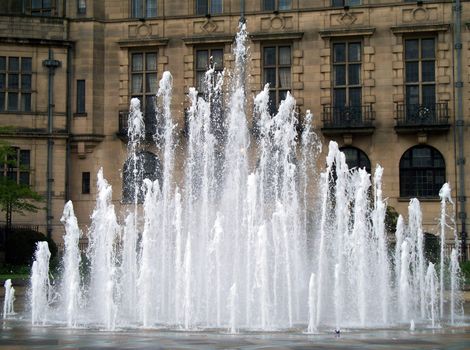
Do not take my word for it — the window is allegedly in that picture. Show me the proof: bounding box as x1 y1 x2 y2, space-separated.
122 151 162 203
31 0 56 16
0 148 30 186
263 45 291 115
82 172 90 194
130 51 158 133
77 0 86 14
76 80 86 114
404 38 436 115
131 0 157 18
340 147 371 173
263 0 291 11
195 47 224 93
196 0 222 15
332 41 361 109
399 146 445 198
332 0 361 6
0 56 32 112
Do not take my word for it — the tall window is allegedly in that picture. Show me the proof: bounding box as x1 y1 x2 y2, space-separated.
1 148 30 186
399 146 445 198
404 38 436 112
332 41 361 109
31 0 56 16
131 0 157 18
77 0 86 14
82 172 90 194
340 147 371 173
263 45 291 115
263 0 291 11
76 80 86 114
0 56 32 112
195 48 223 94
122 151 162 203
332 0 361 6
130 51 158 132
196 0 222 15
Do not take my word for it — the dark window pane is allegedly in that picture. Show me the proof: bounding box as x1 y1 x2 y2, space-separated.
334 65 346 86
146 74 158 93
43 0 52 8
146 53 157 70
19 172 29 185
348 64 360 85
8 74 19 89
132 74 143 93
78 0 87 14
268 90 276 115
0 74 5 89
332 0 344 6
422 38 435 59
279 68 291 88
341 147 371 172
21 57 32 72
264 68 276 87
147 0 157 17
405 62 419 82
21 93 31 112
77 80 85 113
21 74 31 90
279 46 291 65
349 87 361 106
405 40 419 60
8 57 19 71
422 61 435 82
333 43 345 63
0 57 5 71
211 0 222 14
422 85 435 106
82 172 90 194
279 0 291 10
406 85 419 106
333 88 346 107
279 90 288 102
196 0 208 15
145 95 156 117
196 71 205 91
211 49 223 69
19 150 30 167
264 0 275 11
8 93 18 111
348 43 361 62
0 92 4 111
131 53 143 71
264 47 276 66
349 0 361 5
132 0 143 17
196 50 209 69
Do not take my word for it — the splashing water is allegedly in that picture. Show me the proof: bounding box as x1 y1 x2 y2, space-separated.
3 279 15 318
27 22 465 331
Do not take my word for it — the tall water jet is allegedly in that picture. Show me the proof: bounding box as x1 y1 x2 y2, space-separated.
86 168 120 330
229 283 238 334
394 215 405 295
30 241 51 325
449 249 463 324
399 240 411 322
60 201 82 327
3 279 15 318
424 262 439 328
307 273 316 333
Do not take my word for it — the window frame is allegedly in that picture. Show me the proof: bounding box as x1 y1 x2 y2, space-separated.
82 171 90 194
0 147 31 186
399 145 445 198
194 46 224 94
262 0 292 11
30 0 57 16
0 56 32 113
77 0 86 15
404 36 436 108
131 0 158 19
262 43 292 115
339 146 371 173
331 39 362 109
129 49 158 133
76 79 86 114
331 0 362 7
195 0 223 16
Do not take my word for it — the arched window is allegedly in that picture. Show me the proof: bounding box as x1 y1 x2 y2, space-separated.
340 146 371 173
399 145 445 198
122 151 162 203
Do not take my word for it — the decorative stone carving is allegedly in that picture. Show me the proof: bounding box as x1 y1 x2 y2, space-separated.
337 11 357 26
202 19 218 33
260 15 293 32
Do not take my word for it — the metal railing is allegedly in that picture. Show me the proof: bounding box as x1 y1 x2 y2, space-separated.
445 242 470 261
0 224 40 248
395 103 449 127
322 105 375 129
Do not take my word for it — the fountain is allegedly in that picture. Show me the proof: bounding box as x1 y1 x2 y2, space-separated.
3 279 15 318
26 23 465 332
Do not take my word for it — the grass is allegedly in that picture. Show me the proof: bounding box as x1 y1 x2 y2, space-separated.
0 274 29 281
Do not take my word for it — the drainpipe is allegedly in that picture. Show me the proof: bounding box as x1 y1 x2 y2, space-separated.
453 0 467 260
43 49 61 239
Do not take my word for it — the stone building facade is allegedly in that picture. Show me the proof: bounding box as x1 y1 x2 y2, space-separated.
0 0 469 254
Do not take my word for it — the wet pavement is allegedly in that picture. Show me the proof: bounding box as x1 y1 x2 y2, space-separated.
1 319 470 350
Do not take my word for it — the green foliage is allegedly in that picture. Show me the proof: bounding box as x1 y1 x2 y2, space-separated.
5 229 57 265
385 205 399 233
424 232 440 263
461 261 470 285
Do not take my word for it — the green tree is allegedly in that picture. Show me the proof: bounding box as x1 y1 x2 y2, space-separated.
0 135 43 230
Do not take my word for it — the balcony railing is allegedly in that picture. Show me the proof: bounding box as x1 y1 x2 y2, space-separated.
395 103 450 132
321 105 375 135
117 110 157 142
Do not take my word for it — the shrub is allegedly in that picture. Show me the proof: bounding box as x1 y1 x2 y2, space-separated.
5 229 57 266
